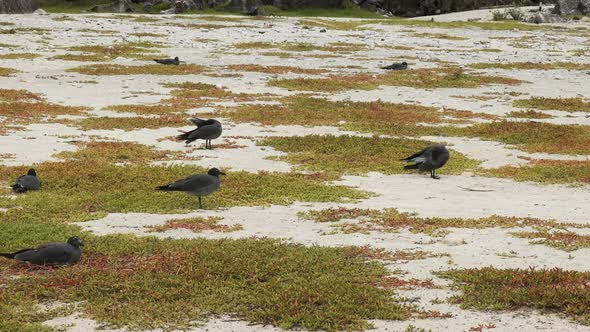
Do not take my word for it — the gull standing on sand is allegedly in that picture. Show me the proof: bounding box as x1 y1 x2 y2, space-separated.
177 118 223 149
11 168 41 193
401 144 449 179
156 168 225 209
0 236 84 266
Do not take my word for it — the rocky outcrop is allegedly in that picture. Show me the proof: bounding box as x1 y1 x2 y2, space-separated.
231 0 259 14
90 0 134 12
354 0 540 17
271 0 345 9
0 0 39 13
554 0 590 14
112 0 134 12
227 0 345 13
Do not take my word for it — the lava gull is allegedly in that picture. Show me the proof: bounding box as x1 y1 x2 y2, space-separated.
401 144 449 179
177 118 222 149
11 168 41 193
0 236 84 266
154 56 180 65
381 61 408 70
156 168 225 209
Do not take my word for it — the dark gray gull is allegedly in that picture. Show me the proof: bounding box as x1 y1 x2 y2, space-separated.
11 168 41 193
0 236 83 266
177 118 222 149
156 168 225 209
153 56 180 65
381 61 408 70
401 144 449 179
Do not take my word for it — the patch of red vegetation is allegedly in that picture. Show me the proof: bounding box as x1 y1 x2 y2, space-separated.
375 277 436 289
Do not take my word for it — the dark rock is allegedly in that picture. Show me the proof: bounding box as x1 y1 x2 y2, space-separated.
230 0 260 15
272 0 345 9
0 0 39 13
112 0 134 12
554 0 590 15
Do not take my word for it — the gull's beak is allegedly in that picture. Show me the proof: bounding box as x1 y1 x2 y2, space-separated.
220 172 226 176
79 240 85 246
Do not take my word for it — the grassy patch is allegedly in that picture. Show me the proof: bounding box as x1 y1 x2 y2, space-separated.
346 246 447 262
0 53 41 59
179 22 256 29
130 32 166 37
104 104 182 115
223 95 495 137
161 81 271 108
75 114 187 131
437 267 590 324
54 42 163 62
103 82 266 118
0 88 88 126
483 160 590 185
56 141 181 164
0 27 50 34
0 235 411 331
226 64 327 75
0 67 18 76
78 28 117 34
469 62 590 70
148 216 242 233
260 51 296 58
52 53 111 62
298 18 371 30
51 15 76 21
511 231 590 251
513 97 590 112
460 121 590 155
259 135 478 176
195 15 251 22
234 41 275 49
451 94 496 101
132 16 160 22
299 207 584 237
66 64 207 75
413 32 468 40
268 68 523 92
506 110 553 119
0 142 368 226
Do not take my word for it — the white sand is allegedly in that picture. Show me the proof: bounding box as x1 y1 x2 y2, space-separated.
1 9 590 332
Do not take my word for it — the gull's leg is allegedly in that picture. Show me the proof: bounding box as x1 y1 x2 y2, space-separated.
198 196 203 209
431 169 440 180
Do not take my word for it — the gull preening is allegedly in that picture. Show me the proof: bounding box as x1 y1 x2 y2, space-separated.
177 118 223 149
401 144 449 179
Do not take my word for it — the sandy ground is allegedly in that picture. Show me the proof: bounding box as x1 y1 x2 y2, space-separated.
1 7 590 332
